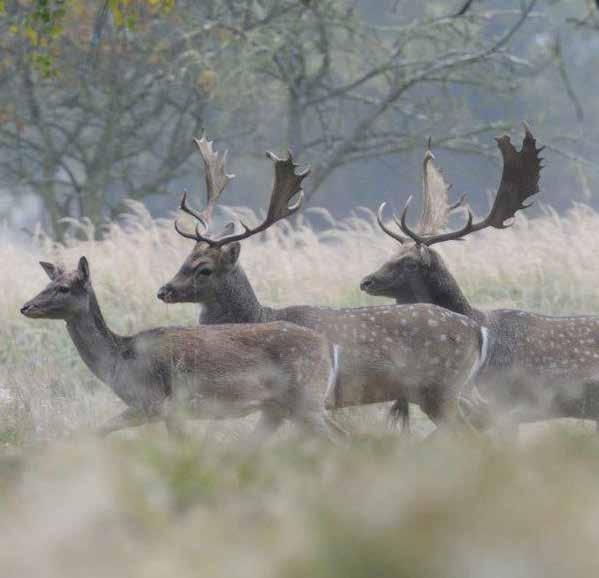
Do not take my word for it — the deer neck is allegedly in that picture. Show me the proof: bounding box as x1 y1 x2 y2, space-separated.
199 302 236 324
66 290 124 383
405 260 481 322
214 265 265 323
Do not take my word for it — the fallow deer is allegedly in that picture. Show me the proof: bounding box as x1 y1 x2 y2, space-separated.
20 257 346 441
362 125 599 430
157 138 489 428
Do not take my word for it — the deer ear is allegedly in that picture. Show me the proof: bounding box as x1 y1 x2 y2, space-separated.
39 261 62 280
78 256 90 282
221 242 241 267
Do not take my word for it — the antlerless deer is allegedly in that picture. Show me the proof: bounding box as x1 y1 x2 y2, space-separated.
158 137 489 426
21 257 345 441
363 124 599 430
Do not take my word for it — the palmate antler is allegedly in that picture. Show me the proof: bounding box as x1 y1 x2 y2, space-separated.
418 137 464 235
395 123 543 247
376 137 466 244
176 150 309 247
174 135 235 241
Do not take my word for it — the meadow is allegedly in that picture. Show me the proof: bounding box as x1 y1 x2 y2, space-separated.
2 202 599 576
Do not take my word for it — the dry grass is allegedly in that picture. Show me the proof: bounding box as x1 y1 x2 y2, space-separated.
2 202 599 576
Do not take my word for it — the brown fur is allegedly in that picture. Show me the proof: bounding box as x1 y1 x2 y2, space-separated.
21 257 343 441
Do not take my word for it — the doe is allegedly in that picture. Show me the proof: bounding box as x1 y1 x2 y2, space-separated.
21 257 344 441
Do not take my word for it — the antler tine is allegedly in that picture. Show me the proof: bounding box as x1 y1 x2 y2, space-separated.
193 135 235 223
179 190 209 228
197 149 310 248
416 137 455 236
174 218 201 242
406 124 542 247
376 202 408 244
448 193 467 212
173 191 212 242
397 195 475 246
397 196 427 244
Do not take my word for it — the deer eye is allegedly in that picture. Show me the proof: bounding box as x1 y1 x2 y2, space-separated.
58 285 70 293
198 267 212 277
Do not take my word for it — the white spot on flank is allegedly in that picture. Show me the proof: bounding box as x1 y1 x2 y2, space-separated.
440 334 447 342
427 319 438 327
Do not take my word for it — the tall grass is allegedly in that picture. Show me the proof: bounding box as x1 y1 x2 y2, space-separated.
3 202 599 441
2 203 599 576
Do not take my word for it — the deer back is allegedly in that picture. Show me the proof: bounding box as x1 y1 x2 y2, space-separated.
115 321 332 412
271 303 485 408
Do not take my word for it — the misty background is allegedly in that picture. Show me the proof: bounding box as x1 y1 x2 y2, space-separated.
1 0 598 240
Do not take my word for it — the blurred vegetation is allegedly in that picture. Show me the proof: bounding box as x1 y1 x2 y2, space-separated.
2 429 599 577
3 1 598 239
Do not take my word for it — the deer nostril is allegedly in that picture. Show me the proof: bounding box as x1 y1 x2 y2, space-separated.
360 278 373 291
157 285 171 301
20 304 30 315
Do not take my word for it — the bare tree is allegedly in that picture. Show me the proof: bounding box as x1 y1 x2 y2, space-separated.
0 0 561 235
0 2 209 238
174 0 539 202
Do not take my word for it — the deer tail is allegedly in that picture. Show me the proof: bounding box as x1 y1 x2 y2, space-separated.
457 325 491 431
324 344 341 410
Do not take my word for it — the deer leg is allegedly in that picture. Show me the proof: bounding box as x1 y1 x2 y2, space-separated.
387 398 411 433
96 407 156 437
164 412 188 440
160 398 189 440
246 409 285 447
297 411 347 445
423 391 481 441
324 413 350 440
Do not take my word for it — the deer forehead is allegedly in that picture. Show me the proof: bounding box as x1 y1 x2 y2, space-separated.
187 245 221 267
51 270 81 285
392 243 436 265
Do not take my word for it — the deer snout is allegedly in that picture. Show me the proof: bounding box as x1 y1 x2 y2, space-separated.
360 276 375 292
157 284 174 303
20 302 37 317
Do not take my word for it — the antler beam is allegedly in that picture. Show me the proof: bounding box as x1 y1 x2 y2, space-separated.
189 150 310 247
174 134 234 241
397 123 543 247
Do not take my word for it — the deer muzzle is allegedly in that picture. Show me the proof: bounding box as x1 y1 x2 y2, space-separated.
157 284 175 303
20 302 42 318
359 275 375 292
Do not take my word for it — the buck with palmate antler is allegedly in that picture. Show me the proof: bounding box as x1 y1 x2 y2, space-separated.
20 257 346 441
157 136 489 428
362 124 599 430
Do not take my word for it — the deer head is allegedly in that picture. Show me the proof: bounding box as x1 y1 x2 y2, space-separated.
158 144 309 304
361 124 543 303
157 224 238 304
21 257 92 319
